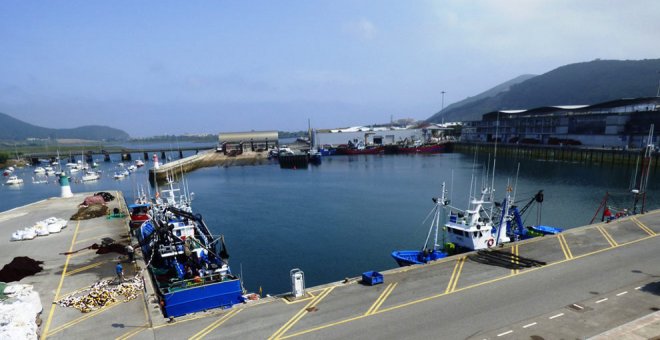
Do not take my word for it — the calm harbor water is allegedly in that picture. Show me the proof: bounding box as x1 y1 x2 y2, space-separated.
2 152 659 295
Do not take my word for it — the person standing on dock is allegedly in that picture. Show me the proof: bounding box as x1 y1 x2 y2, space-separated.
116 262 124 282
126 245 134 263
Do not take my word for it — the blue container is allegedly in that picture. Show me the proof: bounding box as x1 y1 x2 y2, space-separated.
362 271 383 286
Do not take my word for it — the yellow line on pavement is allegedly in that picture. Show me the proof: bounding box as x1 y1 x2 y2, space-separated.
450 257 465 292
75 233 113 245
560 234 573 259
364 283 397 316
188 308 242 340
283 233 660 339
510 245 520 275
65 259 113 276
269 286 335 339
445 257 466 294
42 220 81 340
632 217 655 236
47 300 123 336
281 290 318 305
115 323 150 340
115 288 152 340
444 257 462 294
557 235 569 260
597 225 617 247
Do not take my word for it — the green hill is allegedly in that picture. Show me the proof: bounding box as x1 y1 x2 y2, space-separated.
428 59 660 122
0 112 130 141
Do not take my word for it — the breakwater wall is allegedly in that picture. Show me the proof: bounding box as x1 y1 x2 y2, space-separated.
148 150 271 184
454 142 659 169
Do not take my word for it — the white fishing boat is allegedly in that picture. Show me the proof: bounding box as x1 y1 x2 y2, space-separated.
33 167 46 174
113 172 126 180
5 176 23 185
127 165 137 172
81 171 100 182
135 159 145 167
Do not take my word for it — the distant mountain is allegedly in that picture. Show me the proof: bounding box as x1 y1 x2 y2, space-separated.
428 59 660 122
0 112 130 141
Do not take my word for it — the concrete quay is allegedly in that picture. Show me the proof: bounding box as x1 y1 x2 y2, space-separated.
3 194 660 339
148 150 271 183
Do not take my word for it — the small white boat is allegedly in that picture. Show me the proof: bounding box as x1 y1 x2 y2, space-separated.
5 176 23 185
118 162 125 167
69 167 80 174
81 171 100 182
127 165 137 172
34 167 46 174
44 166 53 171
135 160 145 167
46 170 56 176
65 163 77 168
92 162 99 168
32 177 48 184
113 172 125 180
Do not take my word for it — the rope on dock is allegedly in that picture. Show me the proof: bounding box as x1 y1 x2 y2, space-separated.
55 275 144 313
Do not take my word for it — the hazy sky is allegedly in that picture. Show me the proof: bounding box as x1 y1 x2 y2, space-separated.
1 1 659 137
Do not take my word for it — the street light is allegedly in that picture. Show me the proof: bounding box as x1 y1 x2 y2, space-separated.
656 71 660 97
441 91 446 124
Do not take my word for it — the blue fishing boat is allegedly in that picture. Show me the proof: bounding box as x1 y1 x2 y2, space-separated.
391 183 450 266
137 179 245 317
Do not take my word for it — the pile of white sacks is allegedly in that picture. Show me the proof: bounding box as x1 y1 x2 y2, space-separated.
10 217 68 241
0 284 42 340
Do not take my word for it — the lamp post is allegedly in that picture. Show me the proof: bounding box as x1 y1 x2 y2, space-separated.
441 91 446 124
656 71 660 97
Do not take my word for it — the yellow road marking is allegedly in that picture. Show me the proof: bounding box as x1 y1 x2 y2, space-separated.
282 232 660 339
42 220 81 340
75 233 113 245
281 290 319 305
632 217 655 236
115 323 149 340
115 285 152 340
152 309 229 330
47 299 123 336
70 248 96 258
445 257 466 294
364 282 397 316
269 286 335 339
188 308 242 340
510 245 520 275
65 259 114 276
558 234 573 259
597 225 617 247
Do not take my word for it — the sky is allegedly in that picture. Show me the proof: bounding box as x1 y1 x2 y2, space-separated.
1 1 659 137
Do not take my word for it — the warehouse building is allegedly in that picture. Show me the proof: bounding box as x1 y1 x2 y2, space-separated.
217 131 278 155
461 97 660 147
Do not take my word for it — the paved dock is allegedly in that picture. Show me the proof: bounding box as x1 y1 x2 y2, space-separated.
3 195 660 339
149 150 271 183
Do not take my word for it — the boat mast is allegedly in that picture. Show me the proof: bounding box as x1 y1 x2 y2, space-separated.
632 124 654 214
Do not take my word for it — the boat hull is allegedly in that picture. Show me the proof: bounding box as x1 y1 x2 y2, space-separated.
398 143 447 154
336 146 384 155
159 277 244 317
391 250 447 267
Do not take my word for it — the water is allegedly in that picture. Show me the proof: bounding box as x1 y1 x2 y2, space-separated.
2 153 659 295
